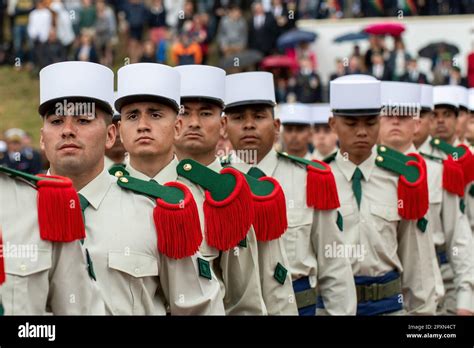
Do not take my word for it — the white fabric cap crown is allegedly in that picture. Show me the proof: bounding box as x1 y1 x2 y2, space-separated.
225 72 276 109
420 84 433 111
312 103 332 124
175 65 226 107
116 63 180 112
330 74 381 116
39 61 114 116
277 103 312 125
380 81 421 116
433 85 459 109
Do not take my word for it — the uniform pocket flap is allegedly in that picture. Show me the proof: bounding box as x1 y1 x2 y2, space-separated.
287 209 313 227
5 249 52 277
108 250 158 278
370 204 400 222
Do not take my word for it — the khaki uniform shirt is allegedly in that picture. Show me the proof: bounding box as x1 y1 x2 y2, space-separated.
80 168 225 315
126 157 267 315
231 149 356 315
0 173 105 315
312 147 338 161
329 147 438 314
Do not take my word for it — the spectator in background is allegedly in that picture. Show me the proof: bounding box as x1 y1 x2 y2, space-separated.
447 66 468 87
164 0 185 29
171 26 202 65
190 13 210 63
216 5 247 57
27 0 52 71
291 57 322 103
272 0 292 36
12 0 35 67
95 0 116 66
400 58 428 84
369 52 391 81
346 55 362 74
329 57 346 81
364 34 385 71
297 0 318 19
140 39 156 62
209 0 238 41
79 0 96 33
155 28 173 64
125 0 147 63
63 0 82 35
432 52 452 85
248 1 278 56
22 131 42 174
74 29 98 62
177 0 195 31
50 0 75 61
387 38 410 80
0 128 40 174
148 0 167 44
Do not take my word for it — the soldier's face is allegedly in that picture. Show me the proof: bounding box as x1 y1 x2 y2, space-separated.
224 105 279 162
455 110 468 140
282 124 311 154
312 124 338 154
379 115 417 150
330 115 380 158
40 109 115 176
431 107 457 142
174 101 223 157
119 101 177 159
466 113 474 144
413 111 432 145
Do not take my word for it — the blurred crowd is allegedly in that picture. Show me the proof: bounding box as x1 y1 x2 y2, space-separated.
0 0 473 174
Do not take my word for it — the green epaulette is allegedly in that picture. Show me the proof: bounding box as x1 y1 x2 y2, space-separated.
277 151 327 170
109 164 129 177
430 138 466 159
419 152 444 164
114 171 184 204
322 151 337 164
374 145 420 183
0 165 46 187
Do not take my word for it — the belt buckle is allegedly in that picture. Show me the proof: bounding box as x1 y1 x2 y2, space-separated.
364 283 379 302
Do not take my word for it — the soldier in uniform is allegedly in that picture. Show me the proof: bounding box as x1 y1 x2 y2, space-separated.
379 81 473 316
277 103 313 160
0 166 105 314
223 72 356 315
104 92 127 170
0 128 39 174
327 75 437 315
38 61 224 315
453 86 470 146
311 104 338 161
173 64 267 315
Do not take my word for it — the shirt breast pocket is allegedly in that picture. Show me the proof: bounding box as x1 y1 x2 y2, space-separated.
285 209 313 260
369 204 400 253
108 250 159 278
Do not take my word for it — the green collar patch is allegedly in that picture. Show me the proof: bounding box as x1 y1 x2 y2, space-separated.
177 159 236 201
375 145 420 183
469 185 474 197
460 199 465 214
323 151 337 164
336 211 343 232
419 152 444 163
116 174 184 204
416 217 428 233
273 262 288 285
109 164 129 178
197 257 212 280
277 151 326 171
85 248 96 281
430 138 466 159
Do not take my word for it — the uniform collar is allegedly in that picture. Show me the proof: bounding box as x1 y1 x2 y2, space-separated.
255 148 279 176
207 157 223 172
418 135 433 154
126 156 179 184
78 168 114 210
404 144 417 155
335 146 377 182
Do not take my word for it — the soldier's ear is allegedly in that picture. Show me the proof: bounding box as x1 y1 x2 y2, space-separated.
105 123 116 150
39 128 45 152
221 115 228 138
328 116 336 132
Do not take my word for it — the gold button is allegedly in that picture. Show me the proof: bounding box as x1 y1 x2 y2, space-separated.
114 171 123 177
119 177 129 183
376 156 384 162
379 146 386 152
183 163 192 171
434 139 440 145
282 152 288 156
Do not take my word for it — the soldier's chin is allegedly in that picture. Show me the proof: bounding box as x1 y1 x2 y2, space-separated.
55 157 84 174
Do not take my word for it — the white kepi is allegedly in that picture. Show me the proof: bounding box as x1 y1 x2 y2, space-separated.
224 72 276 110
277 103 312 125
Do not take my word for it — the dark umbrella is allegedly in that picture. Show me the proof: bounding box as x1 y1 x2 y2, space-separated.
219 50 263 70
364 22 406 36
418 42 459 59
261 55 298 70
333 31 369 43
277 29 318 50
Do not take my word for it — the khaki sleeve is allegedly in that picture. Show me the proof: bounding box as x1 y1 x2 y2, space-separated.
47 241 105 315
442 191 474 311
219 228 267 315
313 209 357 315
256 238 298 315
397 219 437 314
158 252 225 315
465 187 474 235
